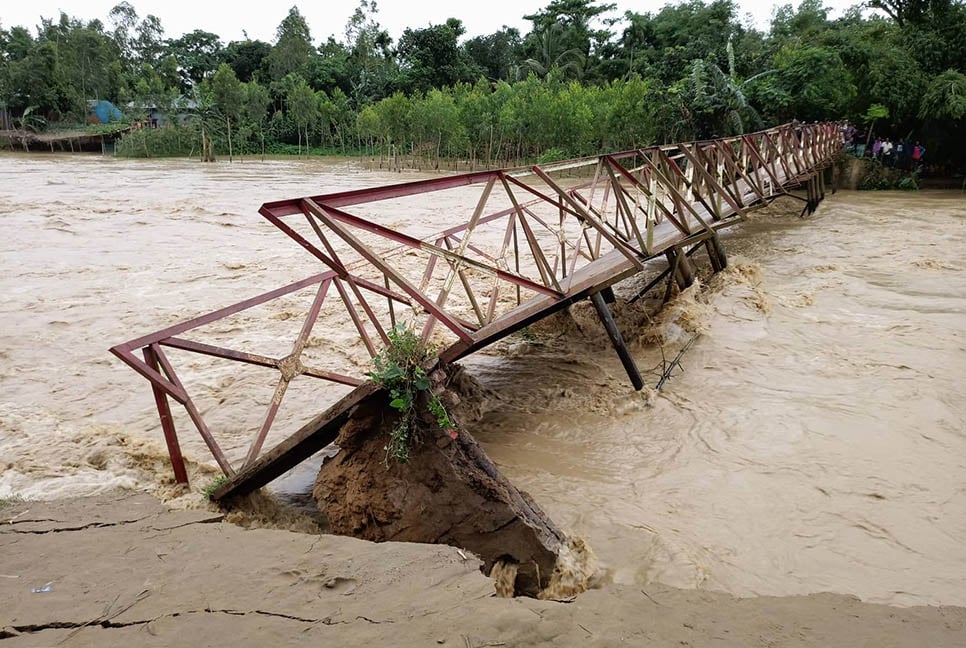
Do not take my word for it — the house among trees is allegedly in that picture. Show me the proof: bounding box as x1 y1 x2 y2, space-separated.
126 96 197 128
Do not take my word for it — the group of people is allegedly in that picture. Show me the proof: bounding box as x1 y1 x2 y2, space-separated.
841 123 926 170
868 137 926 169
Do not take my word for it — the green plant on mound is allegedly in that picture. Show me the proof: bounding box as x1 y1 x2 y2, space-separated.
859 159 897 190
858 158 921 191
202 475 230 501
897 173 919 191
369 325 457 465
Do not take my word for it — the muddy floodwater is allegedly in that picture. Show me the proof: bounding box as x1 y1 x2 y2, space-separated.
1 154 964 608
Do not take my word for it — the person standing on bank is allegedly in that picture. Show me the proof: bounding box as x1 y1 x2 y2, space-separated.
912 141 925 171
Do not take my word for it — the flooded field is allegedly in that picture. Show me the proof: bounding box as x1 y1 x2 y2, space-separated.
1 154 964 607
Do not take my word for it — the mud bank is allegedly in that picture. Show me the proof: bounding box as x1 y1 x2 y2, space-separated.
312 373 569 597
2 492 964 648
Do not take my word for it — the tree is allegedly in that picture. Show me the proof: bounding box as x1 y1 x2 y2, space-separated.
864 42 925 130
902 0 966 75
862 102 889 149
771 0 830 42
311 37 352 95
19 13 124 119
594 77 660 150
134 14 166 66
59 18 120 116
748 45 855 122
355 104 381 155
374 92 412 154
618 0 743 83
243 80 271 158
866 0 929 27
285 75 317 155
328 88 355 152
523 0 616 55
268 7 315 82
396 19 479 94
410 88 464 166
189 83 220 161
0 25 10 128
211 62 244 161
462 28 523 82
223 39 271 83
919 69 966 121
0 0 957 169
918 69 966 166
109 2 139 69
167 30 223 90
2 28 61 116
343 0 397 104
130 62 178 119
672 59 761 139
108 3 165 72
523 23 585 80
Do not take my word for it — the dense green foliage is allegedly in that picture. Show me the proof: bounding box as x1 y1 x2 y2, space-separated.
1 0 963 168
369 325 456 465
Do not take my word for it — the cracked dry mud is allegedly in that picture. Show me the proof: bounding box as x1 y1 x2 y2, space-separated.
2 493 966 647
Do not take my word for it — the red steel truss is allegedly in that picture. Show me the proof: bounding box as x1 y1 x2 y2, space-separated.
110 121 843 494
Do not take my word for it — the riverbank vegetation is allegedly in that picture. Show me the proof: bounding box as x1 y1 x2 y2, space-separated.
1 0 964 169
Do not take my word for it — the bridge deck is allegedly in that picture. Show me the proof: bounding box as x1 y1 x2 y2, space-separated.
109 122 842 500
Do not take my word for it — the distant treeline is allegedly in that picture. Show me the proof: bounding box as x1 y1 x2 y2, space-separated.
1 0 964 167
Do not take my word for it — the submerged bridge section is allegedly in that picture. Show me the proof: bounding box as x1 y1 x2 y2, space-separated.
110 121 842 500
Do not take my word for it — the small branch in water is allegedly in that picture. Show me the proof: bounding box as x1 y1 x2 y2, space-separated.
656 335 699 391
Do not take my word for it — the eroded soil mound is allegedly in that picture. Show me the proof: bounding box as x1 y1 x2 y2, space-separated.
313 367 565 596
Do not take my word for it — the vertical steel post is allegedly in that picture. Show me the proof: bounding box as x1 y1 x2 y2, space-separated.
590 292 644 391
710 234 728 271
143 347 189 484
672 248 695 289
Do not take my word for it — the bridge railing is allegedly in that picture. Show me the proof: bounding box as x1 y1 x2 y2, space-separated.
110 121 843 484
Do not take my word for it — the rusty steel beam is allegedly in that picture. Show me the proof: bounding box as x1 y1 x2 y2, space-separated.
303 200 563 299
305 199 477 344
152 344 234 477
260 170 499 216
143 346 188 484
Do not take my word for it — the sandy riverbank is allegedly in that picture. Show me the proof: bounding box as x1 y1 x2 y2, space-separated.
2 492 964 647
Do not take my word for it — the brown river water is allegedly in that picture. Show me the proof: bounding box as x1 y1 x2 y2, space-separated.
1 154 964 608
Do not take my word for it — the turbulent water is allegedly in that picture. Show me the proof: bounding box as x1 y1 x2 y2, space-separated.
1 154 963 608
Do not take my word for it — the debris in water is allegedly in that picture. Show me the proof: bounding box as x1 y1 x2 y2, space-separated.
491 560 519 598
538 536 599 601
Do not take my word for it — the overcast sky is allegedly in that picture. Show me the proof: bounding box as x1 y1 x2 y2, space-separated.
2 0 865 43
